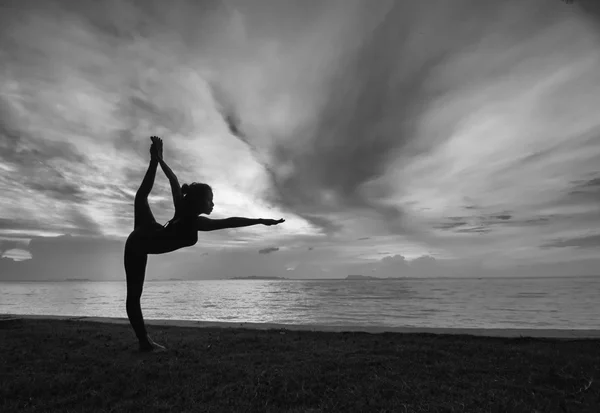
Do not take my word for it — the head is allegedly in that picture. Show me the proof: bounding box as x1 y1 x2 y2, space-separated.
181 182 213 215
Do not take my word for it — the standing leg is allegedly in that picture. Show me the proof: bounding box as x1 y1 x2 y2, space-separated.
124 240 165 351
124 141 166 351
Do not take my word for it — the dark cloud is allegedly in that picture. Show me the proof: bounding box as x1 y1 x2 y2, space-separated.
541 234 600 249
583 177 600 187
216 0 571 236
567 190 600 202
23 179 85 203
571 175 600 189
0 239 21 255
0 119 89 210
435 213 554 234
293 214 342 236
568 0 600 27
0 218 44 231
434 221 467 230
523 217 552 225
211 82 244 140
214 3 462 234
264 63 443 228
572 174 600 188
223 112 242 138
0 88 87 164
1 0 598 274
513 140 574 169
0 125 86 167
455 226 491 234
565 174 600 205
258 246 279 254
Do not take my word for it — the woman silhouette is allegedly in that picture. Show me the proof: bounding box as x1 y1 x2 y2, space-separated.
125 136 284 351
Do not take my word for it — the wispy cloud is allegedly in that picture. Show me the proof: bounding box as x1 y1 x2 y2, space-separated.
0 0 599 279
542 234 600 249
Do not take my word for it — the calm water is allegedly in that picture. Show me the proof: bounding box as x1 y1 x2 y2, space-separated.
1 277 598 329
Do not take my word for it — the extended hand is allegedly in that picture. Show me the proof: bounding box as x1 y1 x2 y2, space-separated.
261 218 285 226
150 136 163 161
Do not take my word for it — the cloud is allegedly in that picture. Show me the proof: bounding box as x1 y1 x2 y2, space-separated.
568 174 600 202
542 234 600 249
258 246 279 254
0 0 599 279
215 2 440 232
0 239 22 255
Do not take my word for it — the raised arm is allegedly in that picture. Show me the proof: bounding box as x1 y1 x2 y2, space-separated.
151 136 183 210
196 216 285 231
159 159 182 201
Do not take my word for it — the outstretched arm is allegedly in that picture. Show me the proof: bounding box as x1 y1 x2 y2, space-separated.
196 217 285 231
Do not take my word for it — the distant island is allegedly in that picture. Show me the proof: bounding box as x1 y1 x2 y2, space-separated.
230 275 287 280
346 275 378 280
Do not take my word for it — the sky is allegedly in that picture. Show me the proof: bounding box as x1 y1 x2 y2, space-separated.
0 0 599 280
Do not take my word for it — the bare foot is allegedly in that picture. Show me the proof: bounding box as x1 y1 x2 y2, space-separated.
139 337 167 353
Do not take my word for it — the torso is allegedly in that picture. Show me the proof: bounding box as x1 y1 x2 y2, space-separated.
162 216 198 248
127 215 197 255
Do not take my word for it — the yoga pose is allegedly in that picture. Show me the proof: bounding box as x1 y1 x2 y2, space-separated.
124 136 284 351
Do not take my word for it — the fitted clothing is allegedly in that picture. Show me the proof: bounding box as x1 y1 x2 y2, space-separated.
125 216 198 255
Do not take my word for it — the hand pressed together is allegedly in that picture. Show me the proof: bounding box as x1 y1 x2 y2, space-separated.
150 136 163 161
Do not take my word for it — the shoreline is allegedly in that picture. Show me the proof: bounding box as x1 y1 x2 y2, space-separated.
3 314 600 339
1 274 599 282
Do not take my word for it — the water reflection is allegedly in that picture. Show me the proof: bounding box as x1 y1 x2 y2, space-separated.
0 277 598 329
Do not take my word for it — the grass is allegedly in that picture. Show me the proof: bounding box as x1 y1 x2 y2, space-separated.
1 319 600 412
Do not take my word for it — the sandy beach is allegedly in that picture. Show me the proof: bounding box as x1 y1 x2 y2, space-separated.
4 314 600 339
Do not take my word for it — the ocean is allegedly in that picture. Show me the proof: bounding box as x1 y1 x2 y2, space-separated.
1 277 598 329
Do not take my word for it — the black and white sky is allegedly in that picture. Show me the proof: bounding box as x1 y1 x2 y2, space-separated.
1 0 599 280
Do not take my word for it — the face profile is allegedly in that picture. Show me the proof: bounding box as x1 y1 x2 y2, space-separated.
182 183 214 216
192 190 213 215
205 192 214 214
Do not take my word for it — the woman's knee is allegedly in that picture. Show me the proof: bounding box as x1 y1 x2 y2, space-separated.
126 293 142 314
126 281 143 299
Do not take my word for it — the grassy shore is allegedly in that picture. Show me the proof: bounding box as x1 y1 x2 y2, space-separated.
1 319 599 412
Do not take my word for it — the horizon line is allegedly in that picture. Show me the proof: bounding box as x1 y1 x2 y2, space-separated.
1 274 599 283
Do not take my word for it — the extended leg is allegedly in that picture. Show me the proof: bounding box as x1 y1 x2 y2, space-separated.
134 158 159 229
